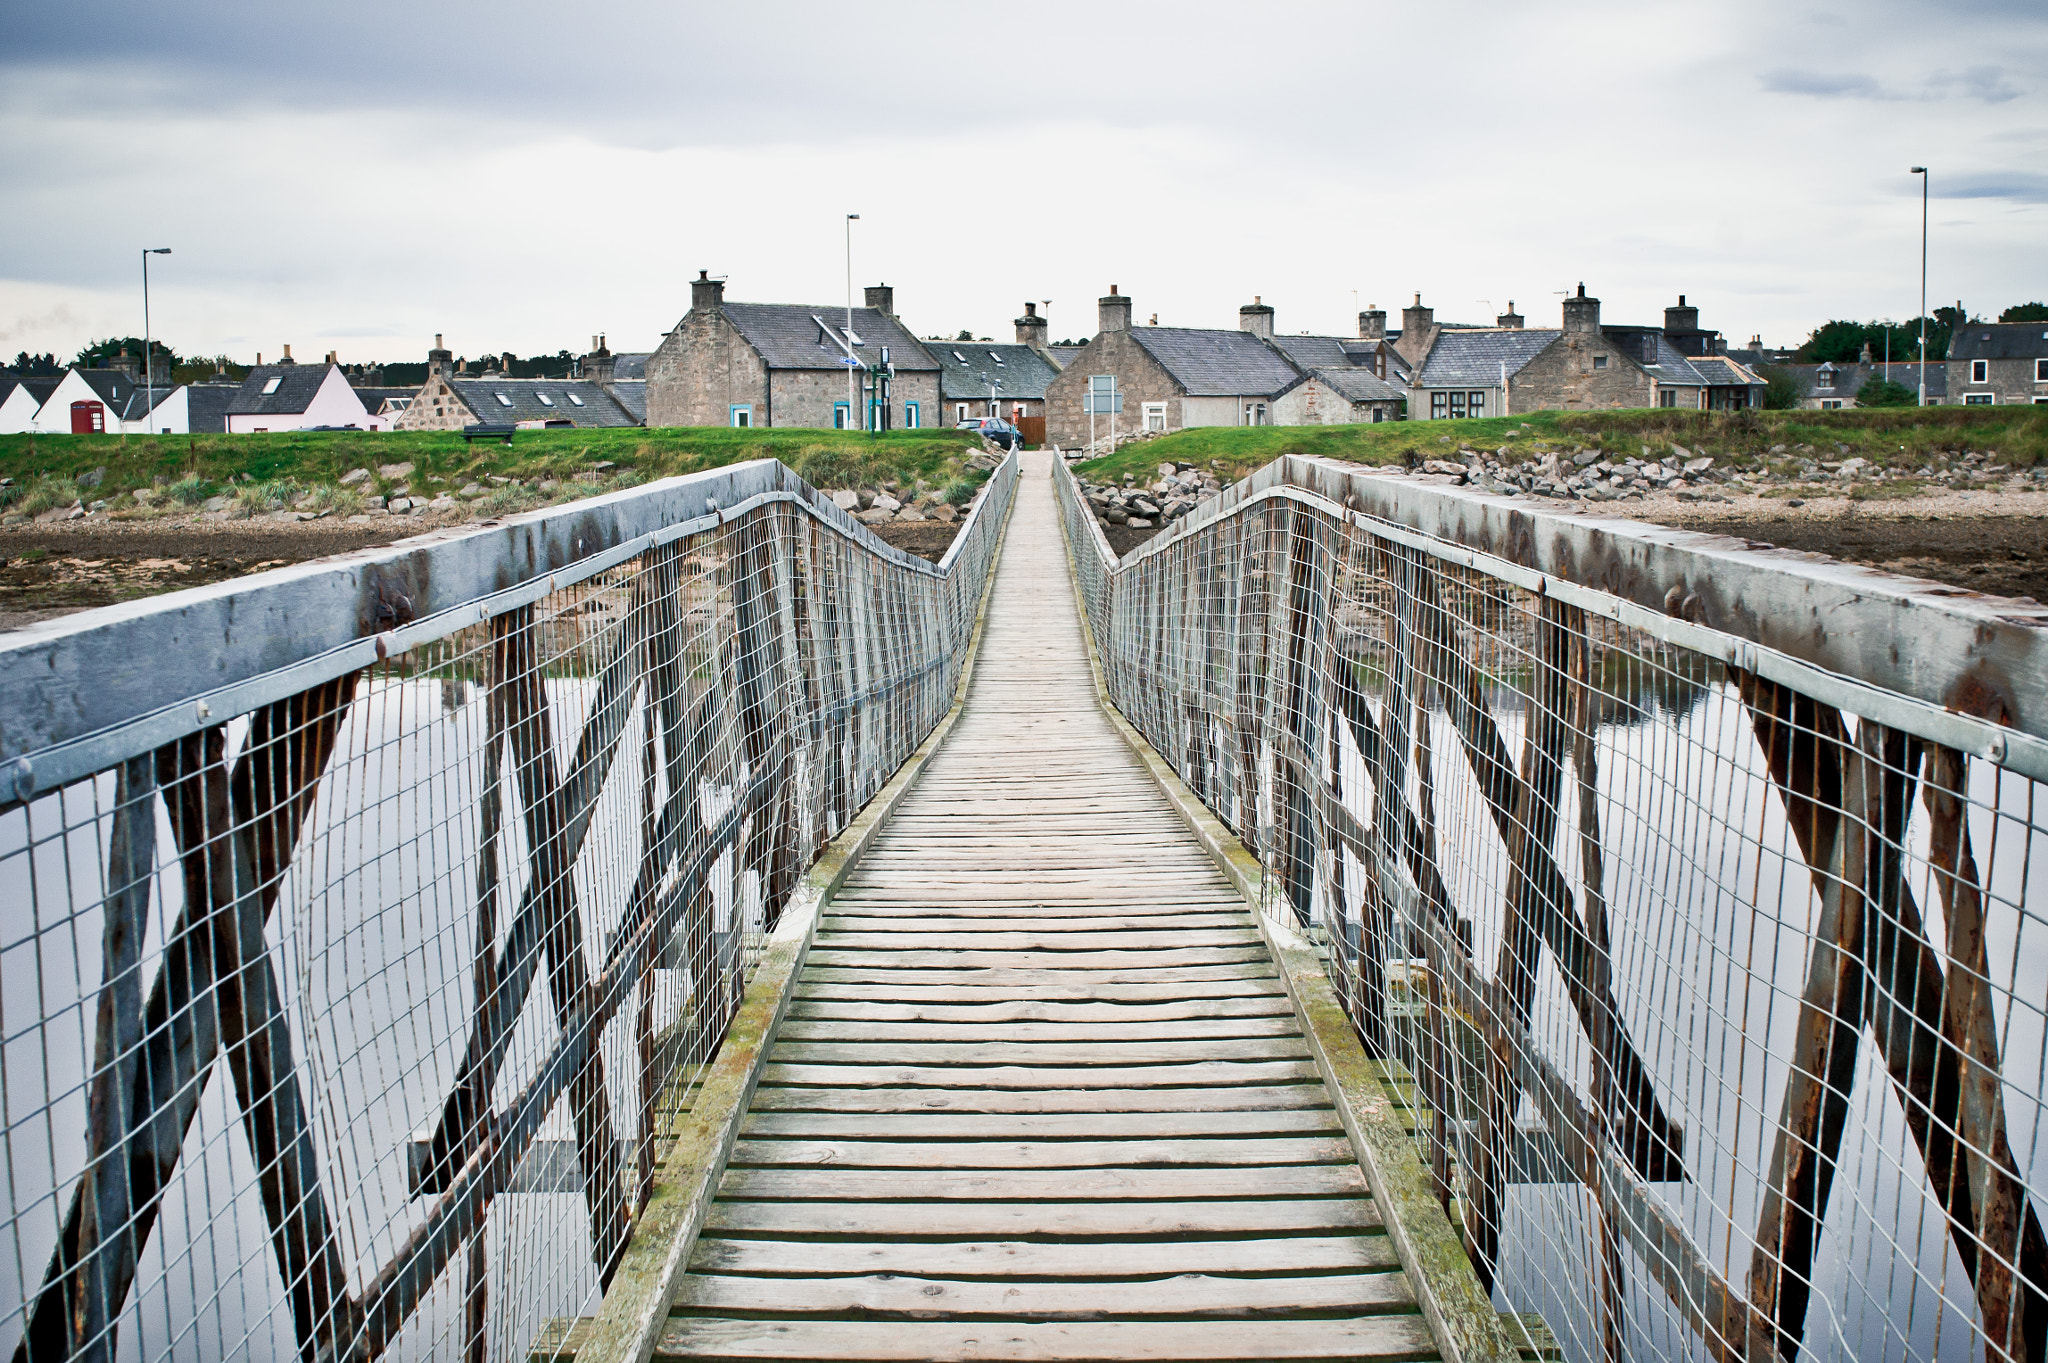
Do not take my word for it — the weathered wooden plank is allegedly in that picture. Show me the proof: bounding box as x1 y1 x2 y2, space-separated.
767 1039 1311 1066
654 1316 1442 1361
716 1164 1369 1201
739 1110 1341 1140
805 948 1270 970
776 1018 1300 1043
688 1234 1399 1279
786 997 1294 1023
812 930 1261 952
759 1060 1322 1090
670 1270 1417 1319
700 1197 1385 1239
748 1084 1336 1114
726 1136 1357 1170
819 914 1252 933
796 980 1284 1003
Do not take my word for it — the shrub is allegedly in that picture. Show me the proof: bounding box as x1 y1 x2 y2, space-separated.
17 476 79 516
168 474 213 505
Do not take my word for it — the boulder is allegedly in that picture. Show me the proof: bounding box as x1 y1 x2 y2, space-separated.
895 506 927 522
340 467 371 485
828 489 860 512
931 504 958 523
458 483 487 498
872 492 903 513
1127 517 1153 528
201 495 230 512
1103 505 1130 525
1683 456 1714 475
857 508 894 525
377 462 414 480
1422 459 1466 477
387 497 414 514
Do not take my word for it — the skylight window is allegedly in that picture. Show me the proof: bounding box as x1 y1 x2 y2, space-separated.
989 351 1003 365
536 393 554 406
262 376 283 395
495 393 513 407
953 351 969 363
568 393 585 406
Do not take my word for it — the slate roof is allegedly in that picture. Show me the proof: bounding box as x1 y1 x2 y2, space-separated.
0 375 59 410
447 378 638 427
351 386 419 410
229 363 354 416
1639 334 1714 386
610 353 648 381
1309 368 1406 403
1127 328 1303 397
1415 329 1560 387
1688 356 1765 388
933 342 1061 402
1048 345 1087 369
73 369 181 422
1949 323 2048 361
1269 335 1353 369
607 380 648 424
1777 362 1944 401
186 385 237 434
721 304 939 372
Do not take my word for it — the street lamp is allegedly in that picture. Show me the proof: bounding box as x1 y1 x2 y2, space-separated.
143 247 171 431
1910 167 1928 407
845 214 860 430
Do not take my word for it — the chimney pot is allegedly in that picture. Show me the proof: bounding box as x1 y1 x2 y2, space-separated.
282 343 293 361
1678 294 1686 306
326 350 337 364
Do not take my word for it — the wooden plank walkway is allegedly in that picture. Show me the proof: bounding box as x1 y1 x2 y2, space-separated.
655 456 1441 1361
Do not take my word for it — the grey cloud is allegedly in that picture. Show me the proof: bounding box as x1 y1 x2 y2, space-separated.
1937 171 2048 203
1762 69 1892 99
1926 65 2025 103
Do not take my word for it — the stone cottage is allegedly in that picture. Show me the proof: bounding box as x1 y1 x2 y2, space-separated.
645 274 941 430
932 338 1061 427
1948 322 2048 405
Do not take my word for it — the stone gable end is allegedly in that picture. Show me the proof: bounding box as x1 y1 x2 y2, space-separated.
1510 333 1655 412
646 309 770 427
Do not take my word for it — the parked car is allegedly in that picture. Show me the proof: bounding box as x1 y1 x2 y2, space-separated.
957 416 1023 450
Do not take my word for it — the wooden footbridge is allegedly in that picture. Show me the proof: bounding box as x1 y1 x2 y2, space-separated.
6 443 2045 1363
575 457 1502 1362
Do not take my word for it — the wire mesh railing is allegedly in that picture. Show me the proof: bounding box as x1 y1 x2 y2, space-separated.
0 449 1017 1363
1056 452 2048 1363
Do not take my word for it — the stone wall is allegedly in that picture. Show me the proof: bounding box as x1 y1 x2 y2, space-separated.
1509 334 1656 412
1271 378 1399 425
1043 332 1182 446
645 309 770 427
769 368 943 429
1950 356 2047 406
392 373 477 431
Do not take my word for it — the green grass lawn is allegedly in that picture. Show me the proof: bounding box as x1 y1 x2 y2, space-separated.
0 426 984 519
1074 405 2048 483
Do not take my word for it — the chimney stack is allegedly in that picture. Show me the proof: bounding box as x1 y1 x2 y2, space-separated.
1394 293 1438 367
864 283 895 315
326 349 337 365
1561 283 1601 335
1358 305 1386 341
428 333 453 381
1238 296 1275 339
1496 301 1524 329
1859 339 1873 363
1098 285 1132 335
691 270 725 314
583 332 617 388
112 347 140 380
280 343 295 364
1014 301 1049 350
1664 294 1700 335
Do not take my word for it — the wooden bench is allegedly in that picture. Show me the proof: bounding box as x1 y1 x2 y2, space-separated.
463 423 516 445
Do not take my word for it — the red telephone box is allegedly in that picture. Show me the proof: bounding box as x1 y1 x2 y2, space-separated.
70 400 105 434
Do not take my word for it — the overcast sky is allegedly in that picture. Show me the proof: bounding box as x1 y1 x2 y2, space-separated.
1 0 2041 366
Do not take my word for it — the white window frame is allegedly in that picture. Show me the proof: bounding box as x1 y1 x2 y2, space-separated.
2036 357 2048 382
729 403 753 427
1971 359 1989 384
1963 393 1994 405
1142 401 1166 432
955 403 968 423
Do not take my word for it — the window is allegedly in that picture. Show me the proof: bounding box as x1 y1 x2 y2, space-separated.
955 403 968 422
1820 399 1844 410
1815 367 1835 390
1243 402 1267 425
1593 355 1608 370
1971 360 1989 384
1372 408 1386 423
988 351 1003 365
568 393 585 406
1964 393 1994 405
2035 396 2048 404
2036 358 2048 382
536 393 554 406
730 403 753 427
835 401 852 430
1142 401 1167 433
1430 392 1448 419
1446 392 1466 419
903 401 919 429
1467 391 1485 417
262 376 283 395
1660 390 1677 408
495 393 513 407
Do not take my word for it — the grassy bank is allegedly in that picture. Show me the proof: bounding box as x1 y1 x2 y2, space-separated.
1074 405 2048 483
0 426 984 520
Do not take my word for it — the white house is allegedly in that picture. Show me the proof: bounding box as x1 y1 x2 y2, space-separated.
30 368 188 434
226 364 371 433
0 376 61 434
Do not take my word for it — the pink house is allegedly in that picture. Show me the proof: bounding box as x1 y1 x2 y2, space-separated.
226 361 370 433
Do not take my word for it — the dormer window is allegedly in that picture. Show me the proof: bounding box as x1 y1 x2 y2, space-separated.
1816 366 1835 390
262 376 283 395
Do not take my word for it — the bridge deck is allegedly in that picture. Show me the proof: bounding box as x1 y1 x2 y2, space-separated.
655 458 1440 1361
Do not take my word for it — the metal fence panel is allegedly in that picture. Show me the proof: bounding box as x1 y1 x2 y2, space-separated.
1056 453 2048 1363
0 450 1017 1362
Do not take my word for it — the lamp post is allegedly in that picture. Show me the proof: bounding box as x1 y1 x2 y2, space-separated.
143 247 171 431
1911 167 1928 406
845 214 860 430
